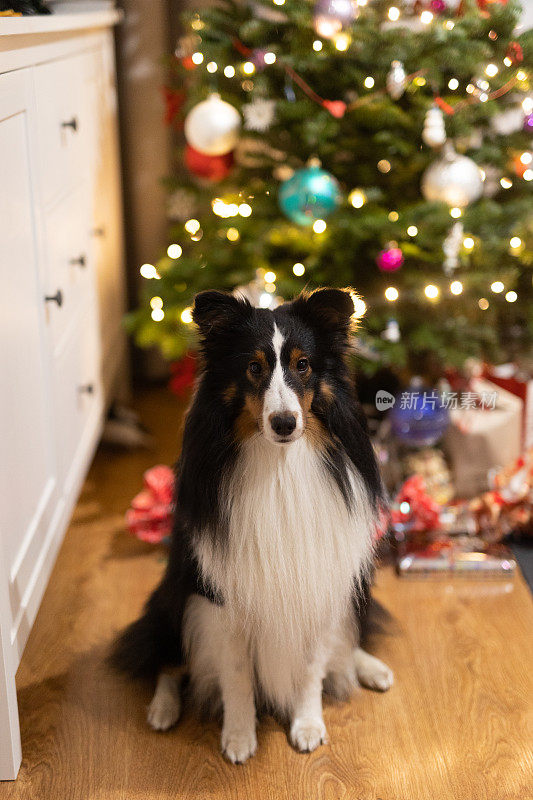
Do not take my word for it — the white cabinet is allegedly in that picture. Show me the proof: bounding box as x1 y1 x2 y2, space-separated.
0 8 125 779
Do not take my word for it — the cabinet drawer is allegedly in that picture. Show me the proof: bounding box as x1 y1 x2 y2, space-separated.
43 186 93 355
33 50 98 207
52 307 102 489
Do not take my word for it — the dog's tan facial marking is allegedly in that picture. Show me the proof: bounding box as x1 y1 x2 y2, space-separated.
320 380 335 404
305 412 329 451
223 383 237 405
235 394 263 441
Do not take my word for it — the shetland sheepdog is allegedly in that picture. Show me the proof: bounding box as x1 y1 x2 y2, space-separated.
110 287 393 763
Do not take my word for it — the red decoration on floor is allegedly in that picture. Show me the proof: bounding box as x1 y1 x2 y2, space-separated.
169 352 197 396
184 145 234 181
126 465 174 544
391 475 442 532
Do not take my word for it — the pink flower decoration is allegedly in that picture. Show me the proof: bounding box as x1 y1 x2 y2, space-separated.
126 465 175 544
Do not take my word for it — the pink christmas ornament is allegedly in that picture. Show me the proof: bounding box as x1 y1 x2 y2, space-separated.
377 244 404 272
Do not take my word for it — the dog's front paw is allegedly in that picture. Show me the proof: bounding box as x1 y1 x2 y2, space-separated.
354 649 394 692
147 676 181 731
221 727 257 764
290 717 328 753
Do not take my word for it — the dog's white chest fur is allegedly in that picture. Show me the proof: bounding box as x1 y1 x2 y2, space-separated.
195 435 375 710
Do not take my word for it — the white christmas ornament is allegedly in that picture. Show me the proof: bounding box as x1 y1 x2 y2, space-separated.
442 221 463 275
386 60 406 100
243 98 276 132
422 105 446 148
184 94 241 156
421 143 484 208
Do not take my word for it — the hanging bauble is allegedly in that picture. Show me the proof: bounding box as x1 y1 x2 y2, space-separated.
243 98 276 132
184 145 234 182
506 41 523 64
386 61 407 101
422 105 446 148
313 0 357 39
442 221 463 275
184 94 241 156
279 165 341 226
382 319 401 343
524 113 533 132
390 385 450 448
430 0 447 14
377 243 404 272
421 143 484 208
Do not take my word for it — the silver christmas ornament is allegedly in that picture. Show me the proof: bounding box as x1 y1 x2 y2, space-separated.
313 0 358 39
442 222 463 275
184 94 241 156
386 61 406 100
243 98 276 132
422 105 446 148
421 143 484 208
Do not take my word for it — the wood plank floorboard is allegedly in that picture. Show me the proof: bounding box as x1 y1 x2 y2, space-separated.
2 387 532 800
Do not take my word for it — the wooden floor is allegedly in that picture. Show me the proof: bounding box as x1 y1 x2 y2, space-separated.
2 388 533 800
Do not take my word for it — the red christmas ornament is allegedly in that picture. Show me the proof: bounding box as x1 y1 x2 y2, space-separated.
184 145 234 182
169 352 197 397
162 86 185 127
476 0 508 9
512 154 527 179
181 55 196 71
506 41 523 64
322 100 347 118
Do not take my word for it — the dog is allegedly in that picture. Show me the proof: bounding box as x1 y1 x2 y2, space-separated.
110 287 393 763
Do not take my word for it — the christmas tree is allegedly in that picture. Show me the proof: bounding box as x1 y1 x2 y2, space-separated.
127 0 533 373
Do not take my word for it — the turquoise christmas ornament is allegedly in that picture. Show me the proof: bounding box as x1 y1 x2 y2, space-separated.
279 166 341 226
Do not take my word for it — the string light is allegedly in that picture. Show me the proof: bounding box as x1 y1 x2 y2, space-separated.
491 281 504 293
517 70 527 82
335 33 351 51
273 0 285 5
414 76 426 87
227 227 239 241
424 284 439 300
191 16 204 31
504 56 512 67
265 282 276 293
206 61 218 73
485 64 498 77
140 263 158 279
264 271 276 283
167 244 182 259
448 78 459 90
520 153 532 165
466 83 475 94
151 308 164 322
510 236 522 250
523 98 533 114
479 298 489 310
407 225 418 237
506 290 517 303
385 286 399 301
463 237 474 250
450 207 462 218
524 169 533 181
313 40 323 51
150 296 163 309
191 52 204 65
185 219 200 234
420 10 433 24
349 189 366 208
500 177 513 189
480 168 486 182
293 262 305 276
224 65 235 78
364 76 375 89
242 61 255 75
479 92 488 103
181 307 193 323
351 295 367 318
450 281 463 295
388 6 400 21
264 52 276 64
313 219 327 233
238 203 252 217
388 211 399 222
378 159 391 173
259 292 273 308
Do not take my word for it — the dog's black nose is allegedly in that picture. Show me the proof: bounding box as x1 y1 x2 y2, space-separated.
270 413 297 437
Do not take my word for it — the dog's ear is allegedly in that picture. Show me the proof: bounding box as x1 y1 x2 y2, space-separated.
292 288 355 336
192 290 251 337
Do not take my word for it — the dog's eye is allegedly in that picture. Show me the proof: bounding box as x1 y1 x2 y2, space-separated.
249 361 262 375
297 358 309 372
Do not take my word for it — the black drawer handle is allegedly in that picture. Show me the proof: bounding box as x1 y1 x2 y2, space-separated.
45 289 63 307
61 117 78 132
78 383 94 395
69 254 86 268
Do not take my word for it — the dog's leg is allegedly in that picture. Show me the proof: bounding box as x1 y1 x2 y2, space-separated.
354 647 394 692
147 672 182 731
219 631 257 764
290 652 328 753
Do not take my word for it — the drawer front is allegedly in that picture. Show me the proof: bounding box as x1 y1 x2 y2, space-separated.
43 186 93 355
33 49 98 207
52 306 102 489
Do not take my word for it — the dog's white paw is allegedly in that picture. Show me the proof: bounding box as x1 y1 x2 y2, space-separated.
354 649 394 692
290 717 328 753
221 726 257 764
147 676 181 731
